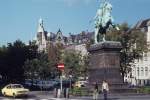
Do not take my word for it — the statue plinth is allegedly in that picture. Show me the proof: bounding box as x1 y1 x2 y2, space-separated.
88 41 124 90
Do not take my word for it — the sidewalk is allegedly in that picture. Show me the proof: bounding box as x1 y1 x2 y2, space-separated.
49 93 150 100
30 91 150 100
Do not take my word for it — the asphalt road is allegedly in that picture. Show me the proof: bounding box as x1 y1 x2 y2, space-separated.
0 91 150 100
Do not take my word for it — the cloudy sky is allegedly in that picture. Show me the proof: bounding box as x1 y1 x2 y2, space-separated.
0 0 150 45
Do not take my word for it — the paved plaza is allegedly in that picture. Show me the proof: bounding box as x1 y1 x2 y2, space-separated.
48 93 150 100
0 91 150 100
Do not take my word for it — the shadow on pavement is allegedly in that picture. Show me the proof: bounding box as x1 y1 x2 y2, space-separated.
98 98 119 100
108 98 119 100
0 94 36 99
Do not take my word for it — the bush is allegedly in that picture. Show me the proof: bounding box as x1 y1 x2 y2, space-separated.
70 87 91 96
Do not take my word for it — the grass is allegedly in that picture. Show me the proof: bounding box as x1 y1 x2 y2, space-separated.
137 86 150 94
70 87 92 96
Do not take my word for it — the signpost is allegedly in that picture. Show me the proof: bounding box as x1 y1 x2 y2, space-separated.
57 63 64 92
69 75 72 89
58 63 64 71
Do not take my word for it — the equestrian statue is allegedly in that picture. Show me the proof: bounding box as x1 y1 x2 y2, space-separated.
94 0 119 43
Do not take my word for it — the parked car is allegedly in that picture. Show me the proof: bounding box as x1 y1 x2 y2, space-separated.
74 80 88 88
53 79 75 89
24 79 60 90
24 79 32 87
36 80 55 90
1 84 29 98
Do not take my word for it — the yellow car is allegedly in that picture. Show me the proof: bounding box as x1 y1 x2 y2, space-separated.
74 81 87 88
1 84 29 97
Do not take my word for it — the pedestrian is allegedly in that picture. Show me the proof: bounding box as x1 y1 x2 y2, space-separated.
57 88 61 98
66 87 69 98
63 87 67 98
102 80 109 100
53 87 57 98
64 87 69 98
93 82 99 100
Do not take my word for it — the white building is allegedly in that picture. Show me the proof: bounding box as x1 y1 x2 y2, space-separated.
36 18 48 52
124 18 150 86
36 19 67 52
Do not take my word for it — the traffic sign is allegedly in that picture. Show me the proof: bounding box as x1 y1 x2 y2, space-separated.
57 63 64 70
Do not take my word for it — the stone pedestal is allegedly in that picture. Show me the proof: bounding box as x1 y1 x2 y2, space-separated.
88 41 123 88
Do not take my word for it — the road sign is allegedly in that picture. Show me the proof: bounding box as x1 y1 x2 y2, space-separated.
57 63 64 92
57 63 64 70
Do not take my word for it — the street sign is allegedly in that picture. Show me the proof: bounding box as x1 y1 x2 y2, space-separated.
57 63 64 92
57 63 64 70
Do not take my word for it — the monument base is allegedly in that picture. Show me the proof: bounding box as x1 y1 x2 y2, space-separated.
87 41 132 92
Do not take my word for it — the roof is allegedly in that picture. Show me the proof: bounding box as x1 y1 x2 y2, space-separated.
135 18 150 29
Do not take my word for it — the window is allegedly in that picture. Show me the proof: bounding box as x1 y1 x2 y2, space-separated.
144 80 146 85
12 85 23 88
139 80 141 85
7 85 11 89
144 53 148 61
141 67 144 76
145 67 148 76
137 67 139 76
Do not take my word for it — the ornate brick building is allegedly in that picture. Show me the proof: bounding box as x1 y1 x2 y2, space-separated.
36 19 94 55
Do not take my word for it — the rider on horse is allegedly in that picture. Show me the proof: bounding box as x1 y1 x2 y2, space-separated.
94 0 118 43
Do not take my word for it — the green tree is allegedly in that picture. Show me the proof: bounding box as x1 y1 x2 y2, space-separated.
23 59 40 80
62 50 88 79
24 52 52 80
6 40 27 82
0 45 8 81
105 23 147 80
0 40 38 83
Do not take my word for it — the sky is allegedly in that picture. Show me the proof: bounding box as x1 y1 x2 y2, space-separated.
0 0 150 45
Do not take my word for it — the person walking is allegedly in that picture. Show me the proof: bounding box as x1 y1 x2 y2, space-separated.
93 82 99 100
63 87 67 98
102 80 109 100
53 87 57 98
57 88 61 98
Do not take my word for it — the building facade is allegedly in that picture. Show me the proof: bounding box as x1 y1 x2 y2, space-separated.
36 19 94 55
124 18 150 86
36 18 150 86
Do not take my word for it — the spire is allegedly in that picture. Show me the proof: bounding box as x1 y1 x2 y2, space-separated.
56 29 64 44
56 29 63 40
36 18 47 52
37 18 44 33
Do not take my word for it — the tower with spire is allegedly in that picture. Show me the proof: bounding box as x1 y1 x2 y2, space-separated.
35 19 94 53
37 18 48 52
56 29 64 44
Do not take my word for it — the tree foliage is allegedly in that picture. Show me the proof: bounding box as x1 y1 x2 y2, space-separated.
105 23 147 79
62 50 88 79
23 52 53 80
24 42 66 80
0 40 38 83
47 42 89 79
